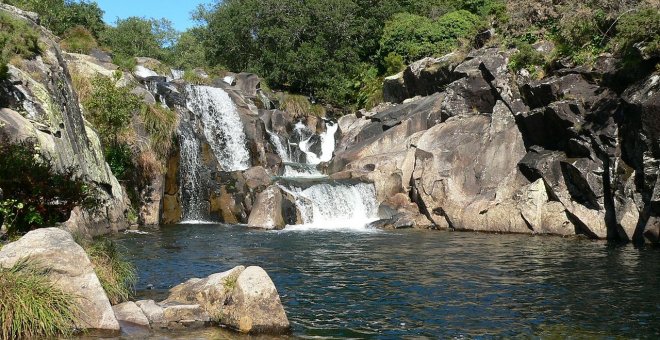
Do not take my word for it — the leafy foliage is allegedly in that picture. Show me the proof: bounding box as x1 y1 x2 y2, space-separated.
0 11 40 80
60 25 97 54
4 0 105 38
611 8 660 59
509 42 546 71
100 16 177 61
83 74 142 146
0 260 78 339
0 133 98 236
379 10 483 64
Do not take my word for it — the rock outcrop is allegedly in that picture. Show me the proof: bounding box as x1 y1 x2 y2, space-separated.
0 4 128 236
330 47 660 242
135 266 290 334
0 228 120 332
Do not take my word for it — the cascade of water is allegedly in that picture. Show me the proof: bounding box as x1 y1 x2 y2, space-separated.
280 182 379 230
267 130 290 162
299 121 338 164
185 85 251 171
178 124 207 223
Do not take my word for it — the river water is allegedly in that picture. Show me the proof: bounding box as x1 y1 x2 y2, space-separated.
114 224 660 339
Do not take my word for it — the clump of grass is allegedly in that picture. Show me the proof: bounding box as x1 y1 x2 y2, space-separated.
83 239 136 305
141 104 178 161
61 25 98 54
280 93 326 117
0 260 78 339
182 69 211 85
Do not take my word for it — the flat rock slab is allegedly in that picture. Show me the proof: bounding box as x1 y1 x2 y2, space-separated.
113 301 150 327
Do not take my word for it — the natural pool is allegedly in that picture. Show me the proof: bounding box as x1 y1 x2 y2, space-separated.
113 224 660 339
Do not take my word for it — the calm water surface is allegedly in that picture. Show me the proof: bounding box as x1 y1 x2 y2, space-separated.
113 225 660 339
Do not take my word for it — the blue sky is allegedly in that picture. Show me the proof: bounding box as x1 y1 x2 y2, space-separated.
96 0 212 31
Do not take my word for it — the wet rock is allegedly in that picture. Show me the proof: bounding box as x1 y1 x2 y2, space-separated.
0 228 120 331
247 186 285 230
113 301 150 328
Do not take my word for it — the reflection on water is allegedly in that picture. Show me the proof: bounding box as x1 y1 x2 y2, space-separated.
113 225 660 339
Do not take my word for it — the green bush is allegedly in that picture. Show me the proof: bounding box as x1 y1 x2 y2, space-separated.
104 143 133 180
355 66 383 110
4 0 105 38
60 25 97 54
83 74 142 146
100 17 176 61
383 52 406 75
509 42 546 71
0 260 78 339
611 7 660 59
82 239 136 305
0 11 40 80
0 133 99 236
111 54 137 72
379 10 483 64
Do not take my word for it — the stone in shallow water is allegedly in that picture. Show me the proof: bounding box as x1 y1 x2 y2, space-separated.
135 300 165 326
112 301 150 327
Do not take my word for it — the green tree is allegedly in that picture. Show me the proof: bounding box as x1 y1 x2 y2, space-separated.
379 10 483 64
0 133 98 236
100 16 177 60
166 28 207 69
4 0 105 38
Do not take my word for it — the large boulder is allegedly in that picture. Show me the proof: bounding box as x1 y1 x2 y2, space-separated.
221 266 290 334
162 266 290 334
0 228 120 332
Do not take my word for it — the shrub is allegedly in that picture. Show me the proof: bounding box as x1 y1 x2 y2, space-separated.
611 7 660 59
60 25 97 54
355 66 384 110
82 239 136 305
509 42 546 71
104 143 133 180
83 74 142 146
100 17 176 61
280 93 326 117
0 260 78 339
4 0 106 38
111 54 137 72
379 10 483 64
383 52 405 75
0 11 40 80
0 133 99 236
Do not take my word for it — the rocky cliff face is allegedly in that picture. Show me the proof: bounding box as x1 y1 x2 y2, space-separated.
0 4 128 236
330 47 660 242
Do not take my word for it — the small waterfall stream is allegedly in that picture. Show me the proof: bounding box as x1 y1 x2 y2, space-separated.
185 85 251 171
178 124 207 223
268 119 378 230
280 182 378 230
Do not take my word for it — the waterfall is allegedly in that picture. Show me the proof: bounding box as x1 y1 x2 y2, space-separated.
186 85 251 171
299 121 338 164
178 124 208 223
280 182 379 231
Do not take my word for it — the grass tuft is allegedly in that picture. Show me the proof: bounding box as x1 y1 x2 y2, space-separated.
280 93 326 118
141 104 178 161
0 259 78 339
83 239 137 305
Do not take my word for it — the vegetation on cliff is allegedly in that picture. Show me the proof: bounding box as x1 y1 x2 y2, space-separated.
0 133 98 237
0 11 40 80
